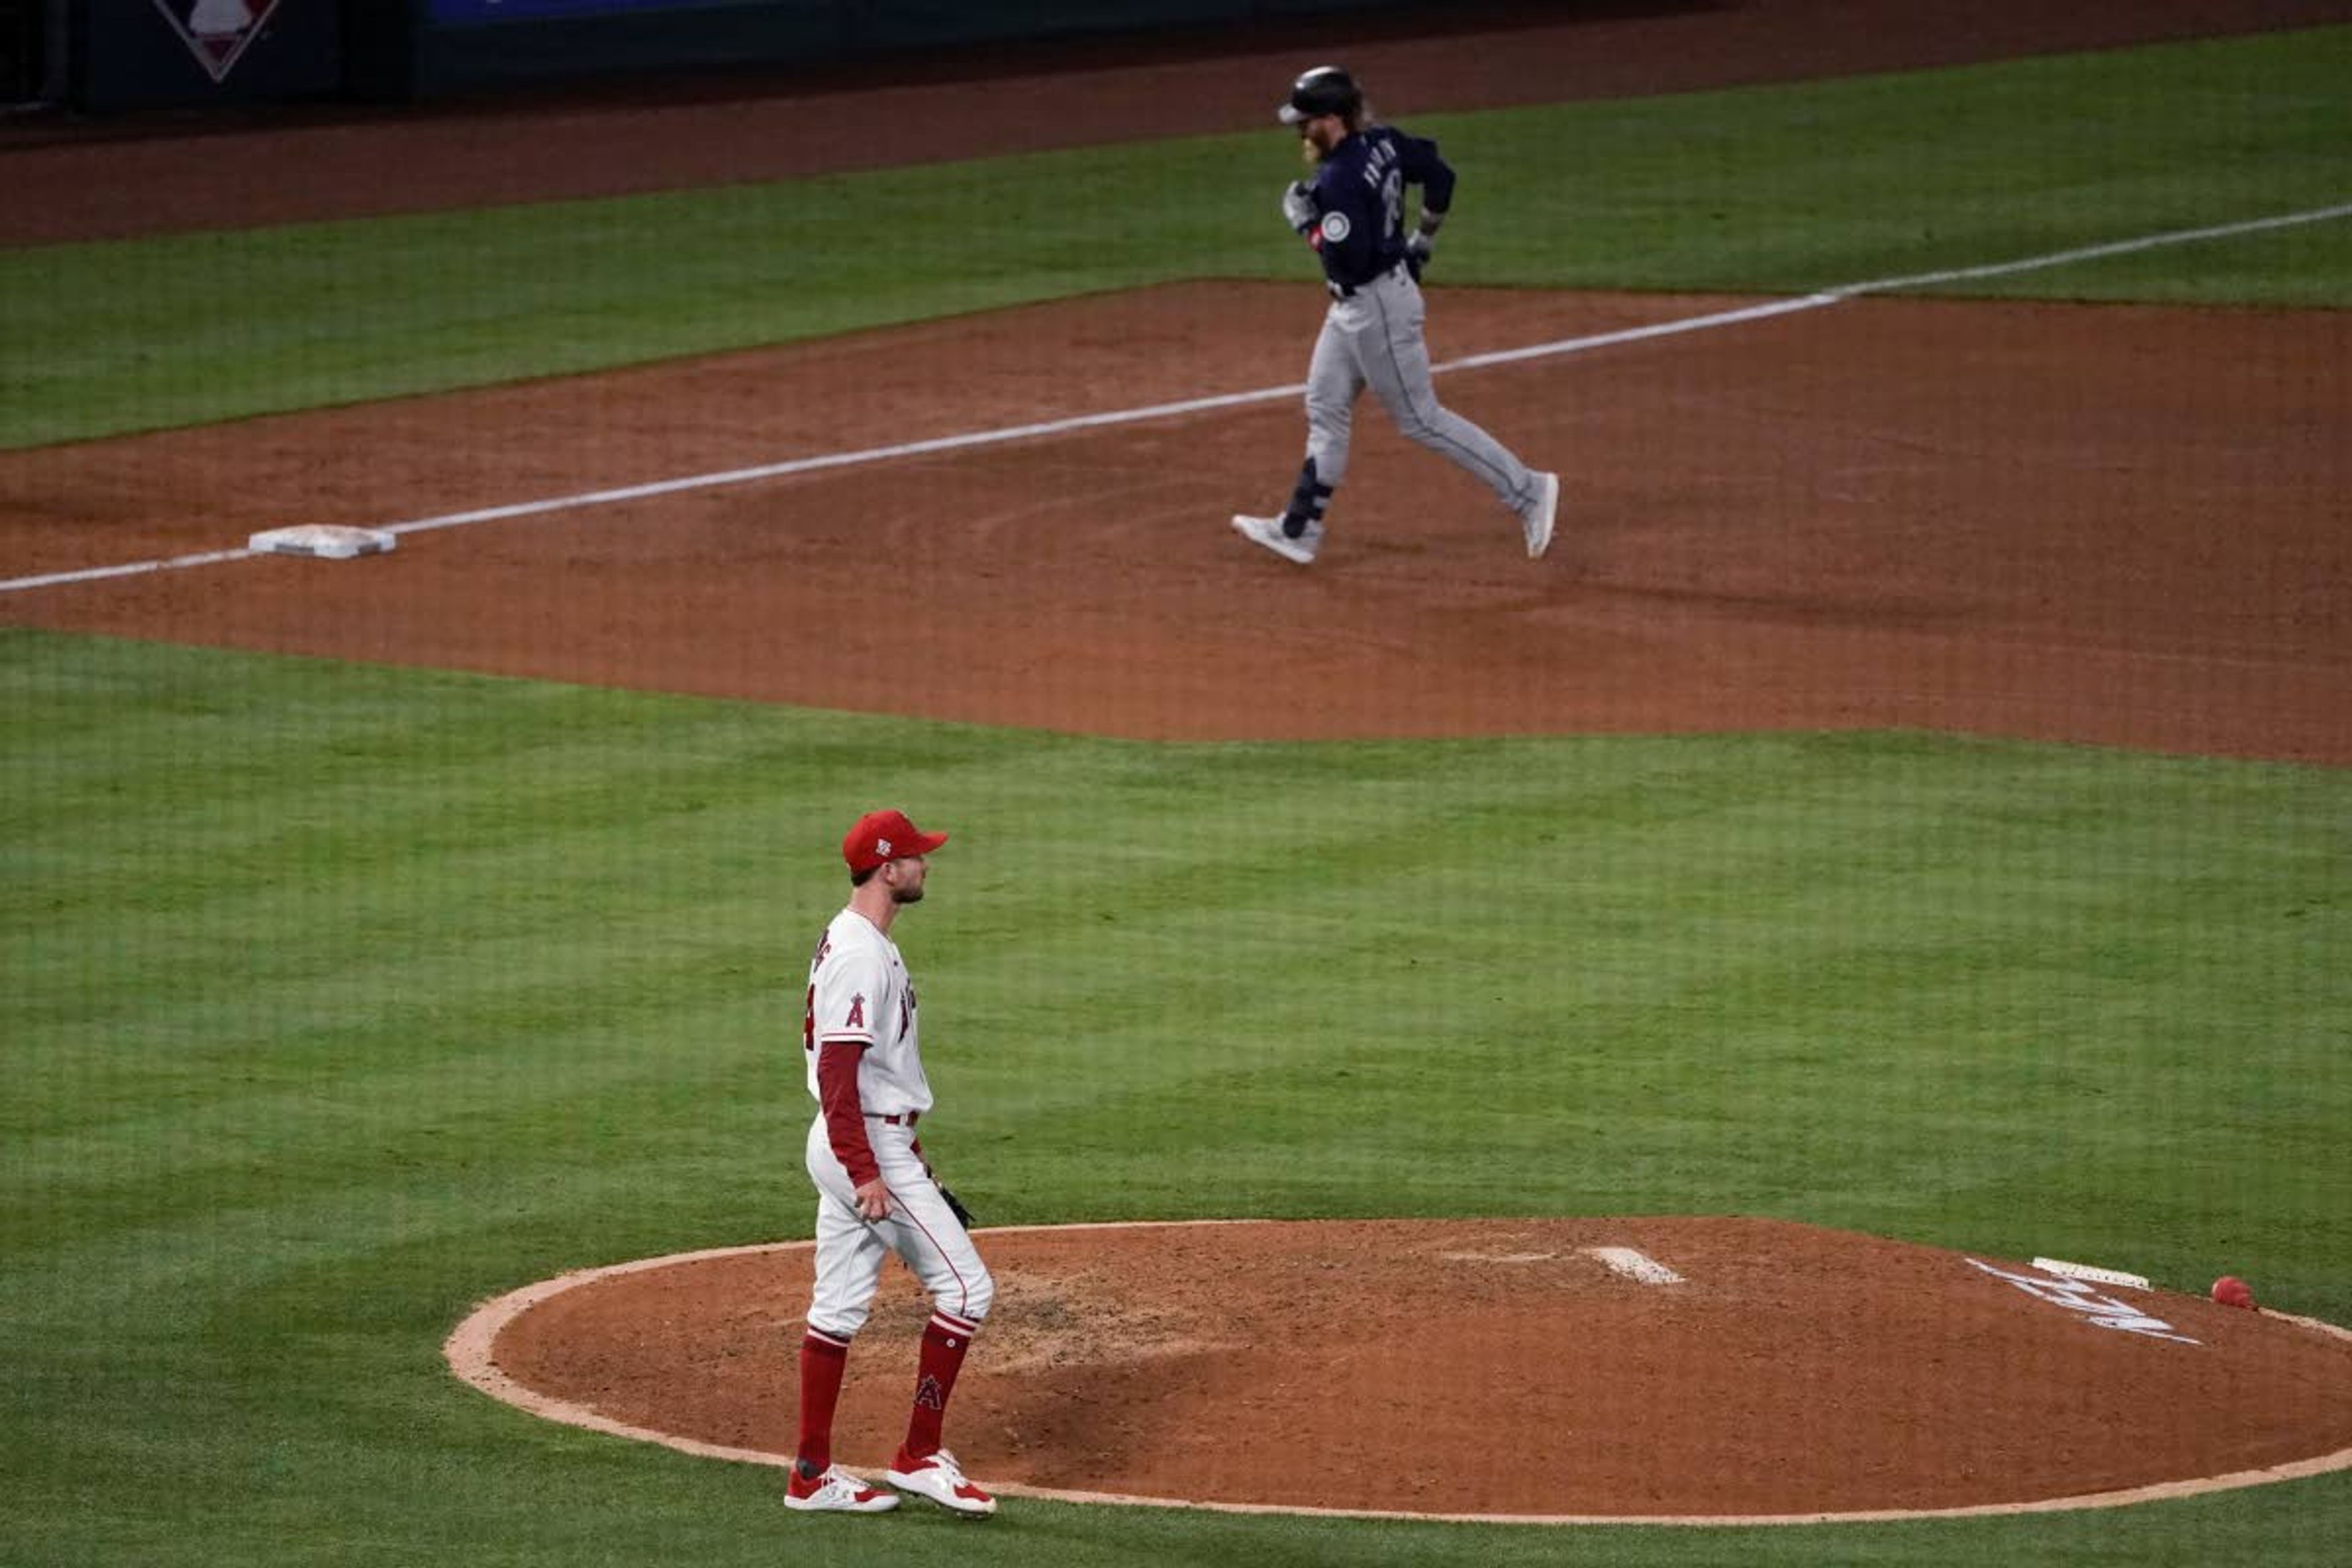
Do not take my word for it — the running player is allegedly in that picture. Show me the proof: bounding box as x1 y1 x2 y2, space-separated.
1232 65 1558 565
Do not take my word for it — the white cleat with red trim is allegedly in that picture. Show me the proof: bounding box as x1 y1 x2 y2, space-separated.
886 1446 998 1518
785 1461 901 1514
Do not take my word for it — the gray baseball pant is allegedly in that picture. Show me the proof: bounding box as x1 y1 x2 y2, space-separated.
1304 266 1542 516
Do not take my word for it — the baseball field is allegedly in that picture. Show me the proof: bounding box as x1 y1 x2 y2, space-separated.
5 2 2351 1563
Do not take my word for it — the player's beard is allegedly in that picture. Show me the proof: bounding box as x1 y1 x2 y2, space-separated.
891 883 925 905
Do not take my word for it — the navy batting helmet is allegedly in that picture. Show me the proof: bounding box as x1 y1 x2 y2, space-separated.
1277 65 1362 126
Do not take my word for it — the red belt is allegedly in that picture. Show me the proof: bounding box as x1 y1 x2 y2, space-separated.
867 1110 920 1126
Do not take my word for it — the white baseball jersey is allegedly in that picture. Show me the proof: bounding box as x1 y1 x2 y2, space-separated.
803 907 932 1118
799 905 990 1340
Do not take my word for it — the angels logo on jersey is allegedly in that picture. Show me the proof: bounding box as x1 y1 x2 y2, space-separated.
149 0 288 84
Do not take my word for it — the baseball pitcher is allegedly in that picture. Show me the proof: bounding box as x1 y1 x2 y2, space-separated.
786 809 997 1518
1232 65 1559 565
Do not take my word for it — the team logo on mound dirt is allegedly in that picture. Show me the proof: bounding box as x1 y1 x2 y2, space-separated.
148 0 287 84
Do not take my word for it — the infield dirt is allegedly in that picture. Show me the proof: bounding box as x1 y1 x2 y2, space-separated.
6 281 2346 761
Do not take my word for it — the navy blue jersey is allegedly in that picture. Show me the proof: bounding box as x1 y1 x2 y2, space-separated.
1305 126 1455 290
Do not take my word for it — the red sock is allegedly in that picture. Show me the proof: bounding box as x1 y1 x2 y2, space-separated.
796 1327 851 1475
900 1311 979 1461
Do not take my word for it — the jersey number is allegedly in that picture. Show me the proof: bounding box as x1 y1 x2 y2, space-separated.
802 934 830 1052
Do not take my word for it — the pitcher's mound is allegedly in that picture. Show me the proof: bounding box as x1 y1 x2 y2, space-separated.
454 1216 2352 1521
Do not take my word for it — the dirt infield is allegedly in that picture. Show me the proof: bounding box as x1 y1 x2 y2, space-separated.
9 0 2352 1525
456 1218 2352 1521
6 281 2348 760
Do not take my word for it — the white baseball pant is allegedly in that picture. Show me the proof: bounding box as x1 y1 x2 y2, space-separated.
802 1114 994 1340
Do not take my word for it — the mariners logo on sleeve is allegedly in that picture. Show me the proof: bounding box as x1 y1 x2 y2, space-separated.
1319 212 1353 245
148 1 288 83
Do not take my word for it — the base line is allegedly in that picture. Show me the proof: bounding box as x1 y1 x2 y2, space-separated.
5 200 2344 597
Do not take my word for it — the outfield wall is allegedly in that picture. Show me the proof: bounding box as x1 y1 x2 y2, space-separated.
63 0 1466 110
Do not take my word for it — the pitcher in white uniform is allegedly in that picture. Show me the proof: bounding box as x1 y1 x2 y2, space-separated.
785 809 998 1518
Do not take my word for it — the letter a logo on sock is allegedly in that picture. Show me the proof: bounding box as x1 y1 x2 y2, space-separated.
914 1374 946 1411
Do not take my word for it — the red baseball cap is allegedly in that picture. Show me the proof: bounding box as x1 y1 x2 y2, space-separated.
842 809 949 873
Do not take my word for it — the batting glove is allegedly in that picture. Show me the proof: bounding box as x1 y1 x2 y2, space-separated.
1281 181 1317 234
1404 233 1434 281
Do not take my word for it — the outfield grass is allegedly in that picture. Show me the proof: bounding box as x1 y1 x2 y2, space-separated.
2 26 2347 448
4 630 2349 1566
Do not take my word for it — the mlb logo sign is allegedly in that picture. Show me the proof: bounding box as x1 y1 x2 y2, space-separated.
149 0 289 83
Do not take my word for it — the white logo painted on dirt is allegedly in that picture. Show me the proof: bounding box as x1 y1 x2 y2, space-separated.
149 0 288 84
1968 1259 2199 1345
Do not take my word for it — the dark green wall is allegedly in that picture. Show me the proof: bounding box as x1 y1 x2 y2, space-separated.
390 0 1447 102
66 1 1466 112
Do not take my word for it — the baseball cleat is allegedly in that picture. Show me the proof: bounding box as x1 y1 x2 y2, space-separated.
886 1446 998 1518
785 1462 902 1513
1231 513 1321 565
1522 471 1559 560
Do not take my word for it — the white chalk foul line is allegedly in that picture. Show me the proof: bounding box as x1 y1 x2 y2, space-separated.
0 387 1292 594
1442 199 2352 372
2 547 261 595
1836 200 2352 296
377 382 1305 540
6 199 2345 598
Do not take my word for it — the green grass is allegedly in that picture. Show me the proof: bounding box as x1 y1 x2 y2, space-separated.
3 26 2348 448
5 628 2350 1566
1423 27 2352 299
